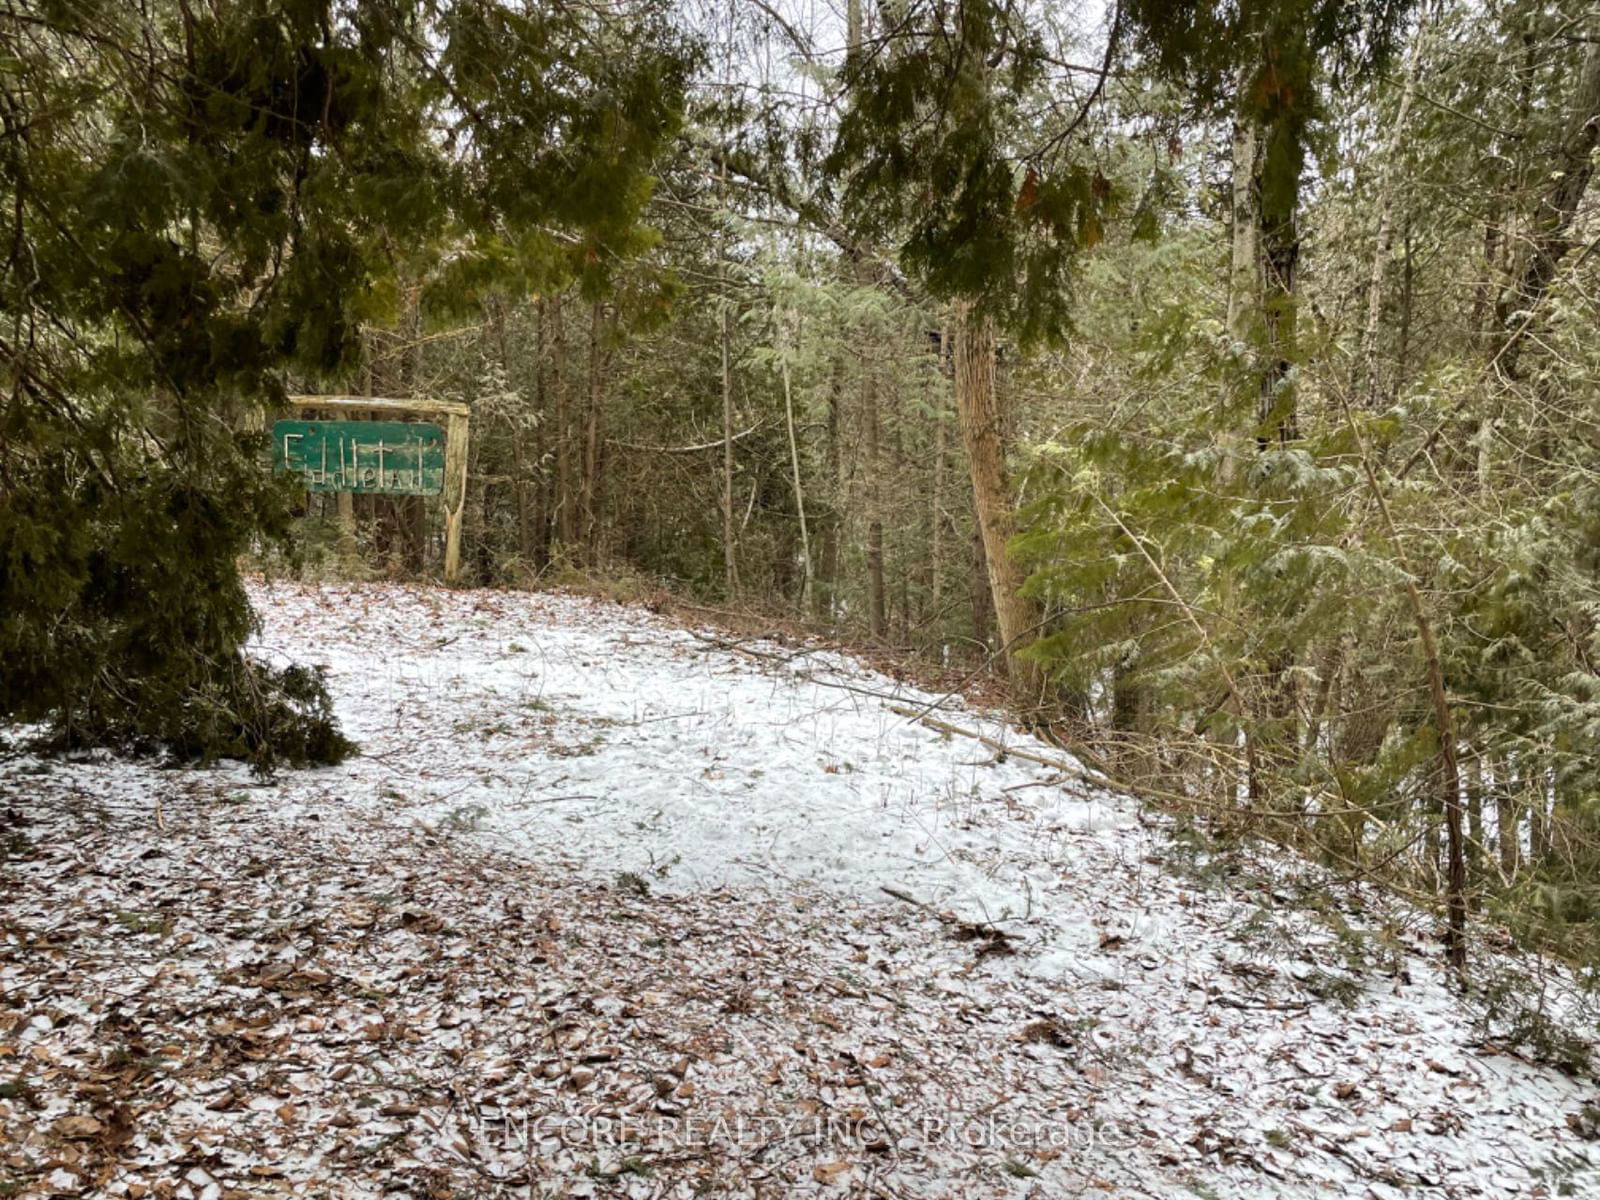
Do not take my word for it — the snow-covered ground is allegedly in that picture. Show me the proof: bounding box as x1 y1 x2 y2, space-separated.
2 579 1597 1198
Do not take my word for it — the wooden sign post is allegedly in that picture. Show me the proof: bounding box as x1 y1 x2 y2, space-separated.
278 395 471 584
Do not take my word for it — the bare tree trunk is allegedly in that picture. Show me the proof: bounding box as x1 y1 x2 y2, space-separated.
337 338 368 559
489 300 533 566
891 367 909 644
1361 21 1425 409
1226 114 1260 343
1493 756 1520 877
1468 753 1486 893
533 297 552 565
582 298 609 561
720 265 738 599
1471 212 1502 353
1258 225 1299 445
813 352 844 622
1227 67 1299 446
402 299 427 574
953 301 1044 705
929 370 947 626
1494 41 1600 377
1235 67 1304 803
854 258 885 638
864 356 886 637
1397 221 1415 390
843 0 887 635
780 350 811 611
551 290 574 549
1529 771 1551 864
970 525 992 654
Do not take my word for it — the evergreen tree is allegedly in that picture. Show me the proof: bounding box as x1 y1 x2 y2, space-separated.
825 0 1117 700
0 0 692 767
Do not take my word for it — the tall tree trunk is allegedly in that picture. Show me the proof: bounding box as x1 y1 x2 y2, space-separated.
551 290 574 549
1226 114 1260 345
855 258 886 638
813 352 844 621
1471 211 1502 353
533 297 552 566
403 299 427 574
844 0 887 635
863 356 886 637
1397 221 1415 389
929 368 947 627
492 300 534 565
970 525 992 655
336 334 371 559
953 301 1044 706
582 298 609 562
1236 59 1305 803
1258 218 1299 446
720 263 738 599
1492 756 1519 877
1361 21 1425 409
1468 753 1486 894
1493 41 1600 377
780 350 811 611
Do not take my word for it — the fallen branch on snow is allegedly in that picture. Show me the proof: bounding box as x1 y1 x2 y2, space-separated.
887 704 1110 793
879 885 1019 956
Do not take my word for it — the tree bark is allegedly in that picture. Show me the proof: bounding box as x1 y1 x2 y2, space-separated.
402 299 427 573
780 349 811 611
952 301 1044 705
551 290 574 549
970 525 992 653
813 351 844 622
863 353 886 637
533 297 552 565
1494 41 1600 377
1492 756 1520 877
720 266 738 599
1258 218 1299 446
929 362 947 627
1360 21 1425 409
1226 114 1260 344
855 253 886 638
491 300 534 565
582 298 609 561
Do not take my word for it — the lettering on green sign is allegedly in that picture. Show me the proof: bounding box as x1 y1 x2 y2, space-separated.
271 420 446 496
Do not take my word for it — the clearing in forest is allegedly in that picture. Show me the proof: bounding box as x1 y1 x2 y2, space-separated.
2 581 1595 1198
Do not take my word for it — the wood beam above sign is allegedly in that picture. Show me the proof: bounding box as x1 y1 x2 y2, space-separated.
286 394 470 419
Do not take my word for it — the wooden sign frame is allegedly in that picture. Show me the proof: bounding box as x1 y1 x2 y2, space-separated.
286 395 471 584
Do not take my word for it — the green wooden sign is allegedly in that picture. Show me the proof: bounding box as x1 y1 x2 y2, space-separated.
272 419 445 495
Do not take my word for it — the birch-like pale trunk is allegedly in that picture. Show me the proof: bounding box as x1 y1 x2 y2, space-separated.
780 349 811 609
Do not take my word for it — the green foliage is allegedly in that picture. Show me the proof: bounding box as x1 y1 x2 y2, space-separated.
1468 960 1597 1075
1005 0 1600 992
826 0 1115 344
1122 0 1414 269
1120 0 1410 111
0 0 693 765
